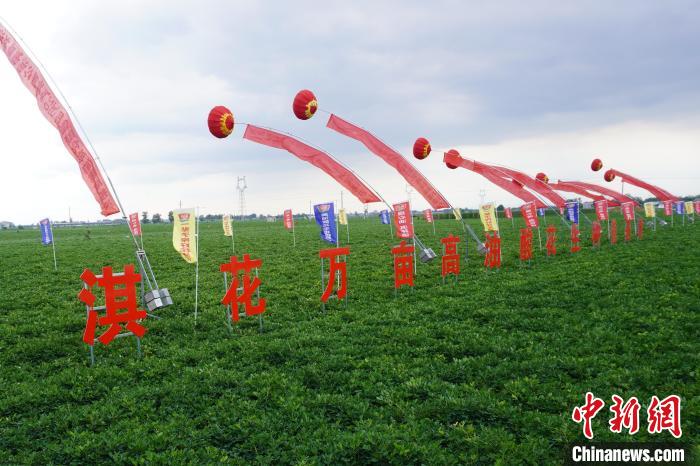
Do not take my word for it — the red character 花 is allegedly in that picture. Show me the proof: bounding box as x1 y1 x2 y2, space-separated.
78 265 147 346
319 246 350 302
483 232 501 269
441 234 460 278
392 240 415 289
220 254 266 321
647 395 682 438
572 392 605 439
519 228 533 262
546 225 557 256
609 395 641 435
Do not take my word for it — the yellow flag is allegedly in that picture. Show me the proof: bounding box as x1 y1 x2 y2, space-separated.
222 214 233 237
644 202 656 218
684 201 694 214
479 203 499 232
172 208 197 263
453 208 463 221
338 208 348 225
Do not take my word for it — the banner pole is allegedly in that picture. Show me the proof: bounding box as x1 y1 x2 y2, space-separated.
194 208 200 325
536 226 542 251
346 222 350 244
432 217 436 236
50 221 57 271
292 217 296 247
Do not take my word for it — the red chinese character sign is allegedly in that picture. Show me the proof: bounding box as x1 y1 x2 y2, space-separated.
591 221 602 247
546 225 557 256
220 254 266 326
393 202 414 239
504 207 513 219
621 202 635 222
319 247 350 307
624 219 632 242
423 209 433 223
78 265 147 364
519 228 533 262
483 233 501 269
128 212 142 237
594 200 608 221
283 209 294 230
664 200 673 216
392 241 415 290
440 234 460 281
520 202 539 228
637 219 644 240
570 223 581 253
610 219 618 245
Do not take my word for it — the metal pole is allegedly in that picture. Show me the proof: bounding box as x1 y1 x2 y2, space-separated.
194 208 200 325
49 221 57 271
292 217 296 247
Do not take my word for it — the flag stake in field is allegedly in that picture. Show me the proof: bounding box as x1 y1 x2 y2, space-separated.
195 208 200 324
39 218 58 270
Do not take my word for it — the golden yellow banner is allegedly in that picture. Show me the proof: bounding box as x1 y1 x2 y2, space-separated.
479 203 499 232
338 208 348 225
172 208 197 263
222 214 233 237
453 208 462 221
684 201 694 215
644 202 656 218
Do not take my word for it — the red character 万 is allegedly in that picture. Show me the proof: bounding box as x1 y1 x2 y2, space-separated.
220 254 266 321
319 246 350 302
78 265 147 346
441 234 460 279
572 392 605 439
392 240 415 289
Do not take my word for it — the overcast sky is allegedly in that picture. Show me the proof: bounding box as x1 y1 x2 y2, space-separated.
1 1 699 224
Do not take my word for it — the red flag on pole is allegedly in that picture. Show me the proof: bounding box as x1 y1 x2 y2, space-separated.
423 209 434 223
283 209 293 230
128 213 142 237
594 200 609 221
393 202 414 238
520 202 539 228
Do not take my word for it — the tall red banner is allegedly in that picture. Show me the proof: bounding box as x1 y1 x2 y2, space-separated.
283 209 293 230
128 212 142 237
621 202 635 222
0 24 119 216
504 207 513 219
393 202 414 239
695 200 700 214
327 114 450 209
520 202 539 228
243 125 381 204
663 200 673 216
594 200 608 221
423 209 433 223
607 169 678 201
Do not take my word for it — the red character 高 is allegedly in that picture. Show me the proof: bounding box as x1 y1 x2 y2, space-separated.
441 234 460 278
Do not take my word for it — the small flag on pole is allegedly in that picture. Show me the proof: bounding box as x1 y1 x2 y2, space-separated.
423 209 434 223
393 202 414 238
314 202 338 244
594 200 609 220
39 218 53 245
622 202 636 222
565 201 579 224
222 214 233 237
379 210 391 224
479 203 499 232
520 202 539 228
644 202 656 218
128 212 142 237
663 200 673 216
172 208 197 263
504 208 513 219
684 201 694 215
283 209 294 230
452 208 463 221
338 208 348 225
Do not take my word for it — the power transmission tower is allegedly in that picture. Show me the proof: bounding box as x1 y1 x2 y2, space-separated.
236 176 247 220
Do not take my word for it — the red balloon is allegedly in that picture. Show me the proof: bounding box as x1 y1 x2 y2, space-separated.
604 169 616 182
293 89 318 120
445 149 460 169
208 106 234 138
535 172 549 184
413 137 431 160
591 158 603 171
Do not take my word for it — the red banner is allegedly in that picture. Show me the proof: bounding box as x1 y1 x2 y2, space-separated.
504 207 513 219
283 209 293 230
663 200 673 216
327 114 450 209
128 212 142 237
393 202 414 238
423 209 433 223
243 125 381 204
695 200 700 214
607 169 678 201
560 180 635 206
520 202 539 228
594 200 608 221
493 165 566 207
0 24 119 216
621 202 635 221
550 181 605 203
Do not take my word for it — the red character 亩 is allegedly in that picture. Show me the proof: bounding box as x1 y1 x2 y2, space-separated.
483 232 501 269
610 219 618 245
546 225 557 256
440 234 460 278
572 392 605 439
591 221 602 247
519 228 533 262
319 246 350 302
571 223 581 253
392 240 415 289
609 395 641 435
78 265 147 346
220 254 266 321
647 395 682 438
624 219 632 242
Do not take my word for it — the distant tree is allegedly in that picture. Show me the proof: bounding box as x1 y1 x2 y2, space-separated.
168 211 174 222
152 213 162 223
141 211 150 224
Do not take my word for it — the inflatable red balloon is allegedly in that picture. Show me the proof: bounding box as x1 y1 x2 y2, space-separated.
293 89 318 120
445 149 460 169
604 169 616 182
591 158 603 171
413 137 431 160
208 106 234 138
535 172 549 184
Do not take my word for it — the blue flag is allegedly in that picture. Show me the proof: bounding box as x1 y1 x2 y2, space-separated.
537 208 545 217
314 202 337 244
565 202 579 224
675 201 684 214
39 218 53 245
379 210 391 225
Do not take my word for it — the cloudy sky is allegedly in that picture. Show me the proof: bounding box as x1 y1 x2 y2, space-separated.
1 1 699 224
